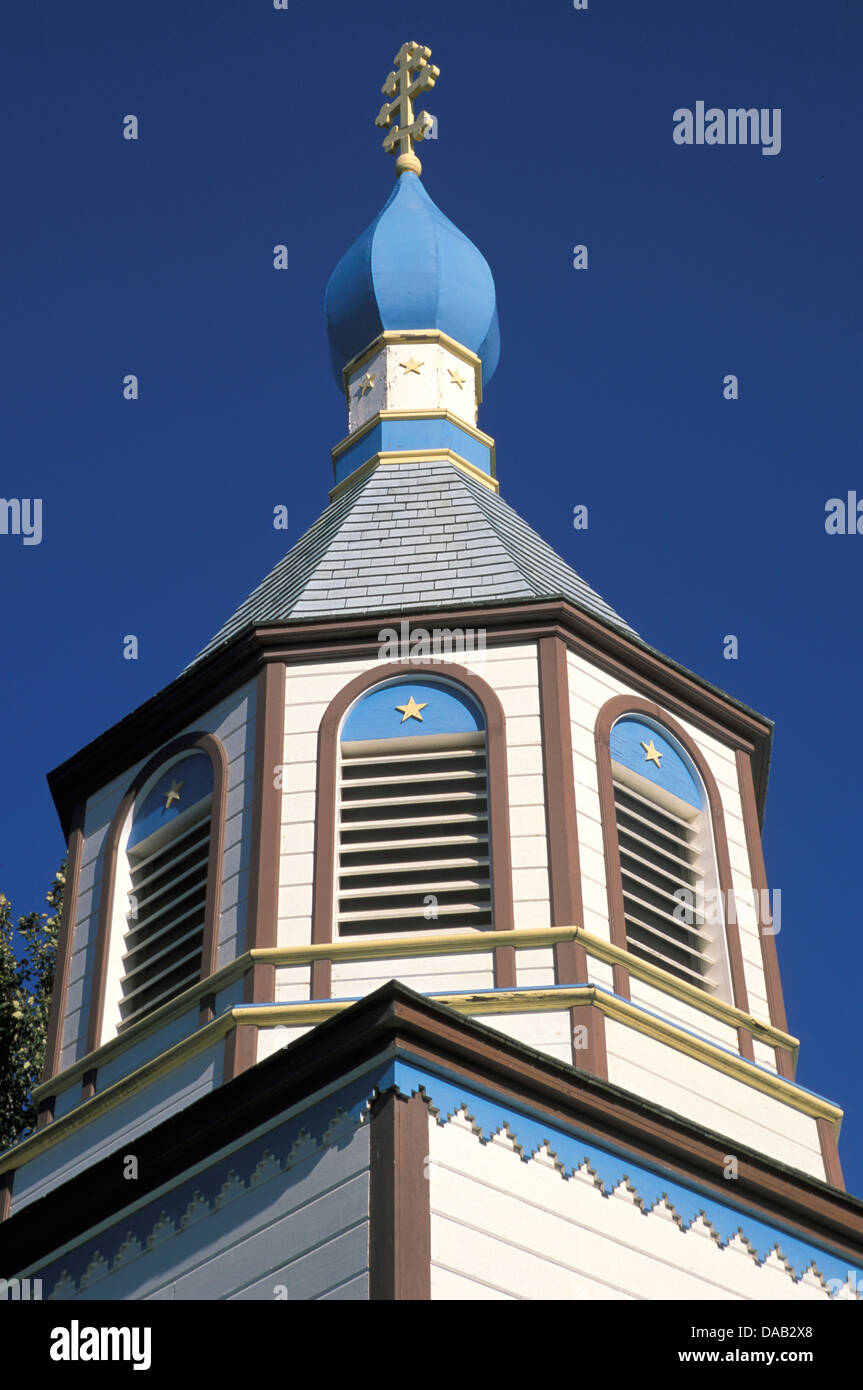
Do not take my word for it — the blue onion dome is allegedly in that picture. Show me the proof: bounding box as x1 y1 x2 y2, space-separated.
325 171 500 388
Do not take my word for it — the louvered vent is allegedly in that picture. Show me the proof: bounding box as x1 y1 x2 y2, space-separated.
120 799 211 1027
337 732 492 934
613 777 718 992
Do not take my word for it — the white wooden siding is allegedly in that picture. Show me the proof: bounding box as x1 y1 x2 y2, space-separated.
603 1019 825 1180
429 1110 831 1300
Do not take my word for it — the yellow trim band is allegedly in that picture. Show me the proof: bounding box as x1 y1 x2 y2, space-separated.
34 925 798 1110
0 1013 235 1177
237 988 840 1133
5 946 830 1179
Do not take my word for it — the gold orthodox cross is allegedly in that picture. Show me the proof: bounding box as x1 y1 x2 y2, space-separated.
375 41 439 177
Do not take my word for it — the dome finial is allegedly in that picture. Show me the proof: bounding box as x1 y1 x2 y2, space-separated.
375 41 439 177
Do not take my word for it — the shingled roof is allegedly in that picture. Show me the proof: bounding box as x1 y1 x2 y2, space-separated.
191 460 636 665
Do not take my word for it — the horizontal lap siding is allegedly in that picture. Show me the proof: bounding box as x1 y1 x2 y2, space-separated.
476 1009 573 1066
256 1024 314 1062
279 657 377 948
33 1117 370 1302
140 1131 369 1302
12 1043 224 1214
331 948 495 999
603 1020 825 1180
429 1115 828 1301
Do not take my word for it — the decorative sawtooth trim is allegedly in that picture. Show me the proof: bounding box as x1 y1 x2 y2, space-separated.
725 1229 759 1262
181 1192 210 1228
650 1196 684 1229
531 1142 567 1177
113 1234 142 1268
764 1245 796 1278
412 1065 861 1294
610 1176 645 1211
37 1083 374 1300
431 1104 852 1296
27 1057 862 1302
688 1212 722 1246
799 1261 827 1292
571 1159 604 1191
488 1124 525 1160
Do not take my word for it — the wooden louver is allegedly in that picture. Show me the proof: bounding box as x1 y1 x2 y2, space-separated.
119 801 211 1026
337 732 492 934
613 778 718 992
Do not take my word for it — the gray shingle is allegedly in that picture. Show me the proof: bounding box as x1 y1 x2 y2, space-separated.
189 460 636 665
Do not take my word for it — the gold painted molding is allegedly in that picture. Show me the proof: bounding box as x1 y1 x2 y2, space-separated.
249 925 797 1054
329 447 499 499
236 989 840 1134
6 937 829 1179
33 924 797 1111
252 925 578 963
573 927 799 1054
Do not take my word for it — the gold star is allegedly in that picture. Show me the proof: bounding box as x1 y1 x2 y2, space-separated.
399 356 423 374
395 695 428 723
640 739 663 768
164 779 184 810
357 371 377 397
447 366 466 389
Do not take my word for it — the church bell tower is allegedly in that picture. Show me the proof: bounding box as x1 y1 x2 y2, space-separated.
2 40 862 1303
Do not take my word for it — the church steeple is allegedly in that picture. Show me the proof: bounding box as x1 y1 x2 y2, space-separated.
325 42 499 491
6 38 859 1309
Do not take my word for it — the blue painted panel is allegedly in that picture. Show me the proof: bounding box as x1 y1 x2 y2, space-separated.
128 753 212 849
610 717 701 809
341 677 484 742
334 415 492 484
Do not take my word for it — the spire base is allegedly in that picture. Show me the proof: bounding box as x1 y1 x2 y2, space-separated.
395 151 422 176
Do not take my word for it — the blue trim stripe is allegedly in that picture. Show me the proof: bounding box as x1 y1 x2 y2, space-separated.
334 415 493 483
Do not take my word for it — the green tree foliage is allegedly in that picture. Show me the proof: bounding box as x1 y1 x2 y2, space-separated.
0 863 64 1152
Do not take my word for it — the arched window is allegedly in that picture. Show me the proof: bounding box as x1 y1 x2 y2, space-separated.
116 752 214 1026
609 715 733 999
336 676 491 935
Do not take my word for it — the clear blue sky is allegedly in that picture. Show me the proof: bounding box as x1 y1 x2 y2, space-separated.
2 1 861 1192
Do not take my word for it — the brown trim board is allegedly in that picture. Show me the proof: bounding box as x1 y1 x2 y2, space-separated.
47 602 774 841
369 1089 432 1299
244 662 286 960
536 636 608 1077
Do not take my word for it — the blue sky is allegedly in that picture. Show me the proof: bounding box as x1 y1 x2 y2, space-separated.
2 1 861 1192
